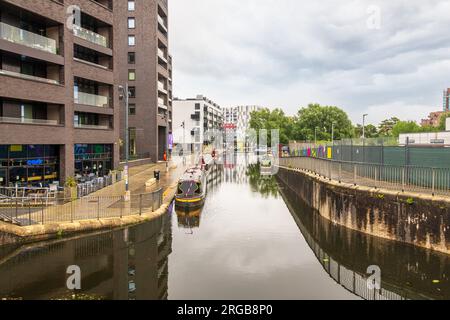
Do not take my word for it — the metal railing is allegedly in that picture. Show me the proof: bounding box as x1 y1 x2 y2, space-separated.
74 91 109 108
73 25 108 48
0 188 163 226
279 157 450 196
0 22 57 54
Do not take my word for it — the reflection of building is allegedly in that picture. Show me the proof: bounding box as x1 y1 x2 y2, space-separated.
116 0 173 162
173 95 223 152
0 214 172 300
0 0 120 186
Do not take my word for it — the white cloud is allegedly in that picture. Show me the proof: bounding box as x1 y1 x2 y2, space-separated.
170 0 450 125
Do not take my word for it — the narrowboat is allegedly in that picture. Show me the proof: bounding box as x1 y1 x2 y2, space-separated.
175 166 208 208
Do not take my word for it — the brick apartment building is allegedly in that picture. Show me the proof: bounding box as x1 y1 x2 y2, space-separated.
116 0 172 162
0 0 171 188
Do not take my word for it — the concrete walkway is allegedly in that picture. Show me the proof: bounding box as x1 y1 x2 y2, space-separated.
8 158 192 225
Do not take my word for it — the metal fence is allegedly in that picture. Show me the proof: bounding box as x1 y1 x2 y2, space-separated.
0 188 164 226
279 157 450 196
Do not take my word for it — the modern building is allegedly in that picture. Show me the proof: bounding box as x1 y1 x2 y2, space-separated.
443 88 450 112
172 95 223 153
400 118 450 146
223 105 262 151
115 0 172 162
0 0 120 187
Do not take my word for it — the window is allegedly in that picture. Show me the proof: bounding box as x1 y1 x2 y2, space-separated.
128 70 136 81
128 35 135 46
129 87 136 98
128 18 136 29
128 1 135 11
128 52 135 64
129 104 136 115
195 103 200 110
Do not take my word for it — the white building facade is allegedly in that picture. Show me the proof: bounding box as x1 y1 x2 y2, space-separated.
173 95 223 153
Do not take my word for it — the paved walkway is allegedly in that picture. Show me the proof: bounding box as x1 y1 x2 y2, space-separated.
7 158 194 226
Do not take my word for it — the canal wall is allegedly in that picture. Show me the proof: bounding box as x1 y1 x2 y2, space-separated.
276 166 450 255
0 183 178 246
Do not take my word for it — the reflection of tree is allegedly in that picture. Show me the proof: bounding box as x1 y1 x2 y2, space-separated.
246 163 278 198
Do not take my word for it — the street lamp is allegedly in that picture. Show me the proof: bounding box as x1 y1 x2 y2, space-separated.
362 114 368 139
118 84 130 201
314 127 318 145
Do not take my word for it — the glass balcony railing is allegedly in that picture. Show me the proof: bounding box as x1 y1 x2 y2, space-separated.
0 116 59 125
74 123 110 130
74 91 109 108
73 25 108 48
0 22 57 54
0 69 59 84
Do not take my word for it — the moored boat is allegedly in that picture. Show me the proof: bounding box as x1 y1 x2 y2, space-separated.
175 166 208 208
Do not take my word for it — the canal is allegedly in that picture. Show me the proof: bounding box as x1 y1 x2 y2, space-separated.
0 154 448 300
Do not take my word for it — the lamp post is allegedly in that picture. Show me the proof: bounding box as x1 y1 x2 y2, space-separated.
362 114 368 139
118 84 130 201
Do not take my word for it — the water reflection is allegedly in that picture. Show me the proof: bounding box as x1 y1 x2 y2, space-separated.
278 177 450 300
246 162 279 198
0 214 172 300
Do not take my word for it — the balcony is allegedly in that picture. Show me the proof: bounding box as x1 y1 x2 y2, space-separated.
74 91 109 108
74 123 110 130
158 48 167 63
158 82 167 94
73 25 108 48
158 16 168 33
0 68 59 85
0 22 57 54
0 116 59 126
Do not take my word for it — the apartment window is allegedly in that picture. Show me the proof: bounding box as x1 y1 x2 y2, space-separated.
128 18 136 29
129 87 136 98
128 52 136 64
128 70 136 81
128 1 135 11
195 103 200 110
129 104 136 115
128 35 136 46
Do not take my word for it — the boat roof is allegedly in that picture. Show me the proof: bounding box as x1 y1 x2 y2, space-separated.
179 166 204 182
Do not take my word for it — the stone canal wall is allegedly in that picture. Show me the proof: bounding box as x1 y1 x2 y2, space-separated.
276 166 450 255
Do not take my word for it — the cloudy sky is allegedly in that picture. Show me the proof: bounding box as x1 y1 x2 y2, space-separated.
169 0 450 125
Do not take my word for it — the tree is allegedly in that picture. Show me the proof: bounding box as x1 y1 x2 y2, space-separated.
438 112 450 131
249 108 294 145
392 121 421 137
354 124 378 138
378 117 400 137
293 104 354 141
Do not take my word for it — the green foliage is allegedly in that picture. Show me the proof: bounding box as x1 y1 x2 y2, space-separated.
438 112 450 131
354 124 379 138
406 197 414 205
293 104 354 141
378 117 400 137
391 121 421 137
249 108 294 144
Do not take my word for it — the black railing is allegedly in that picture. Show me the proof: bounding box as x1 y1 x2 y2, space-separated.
0 188 164 226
